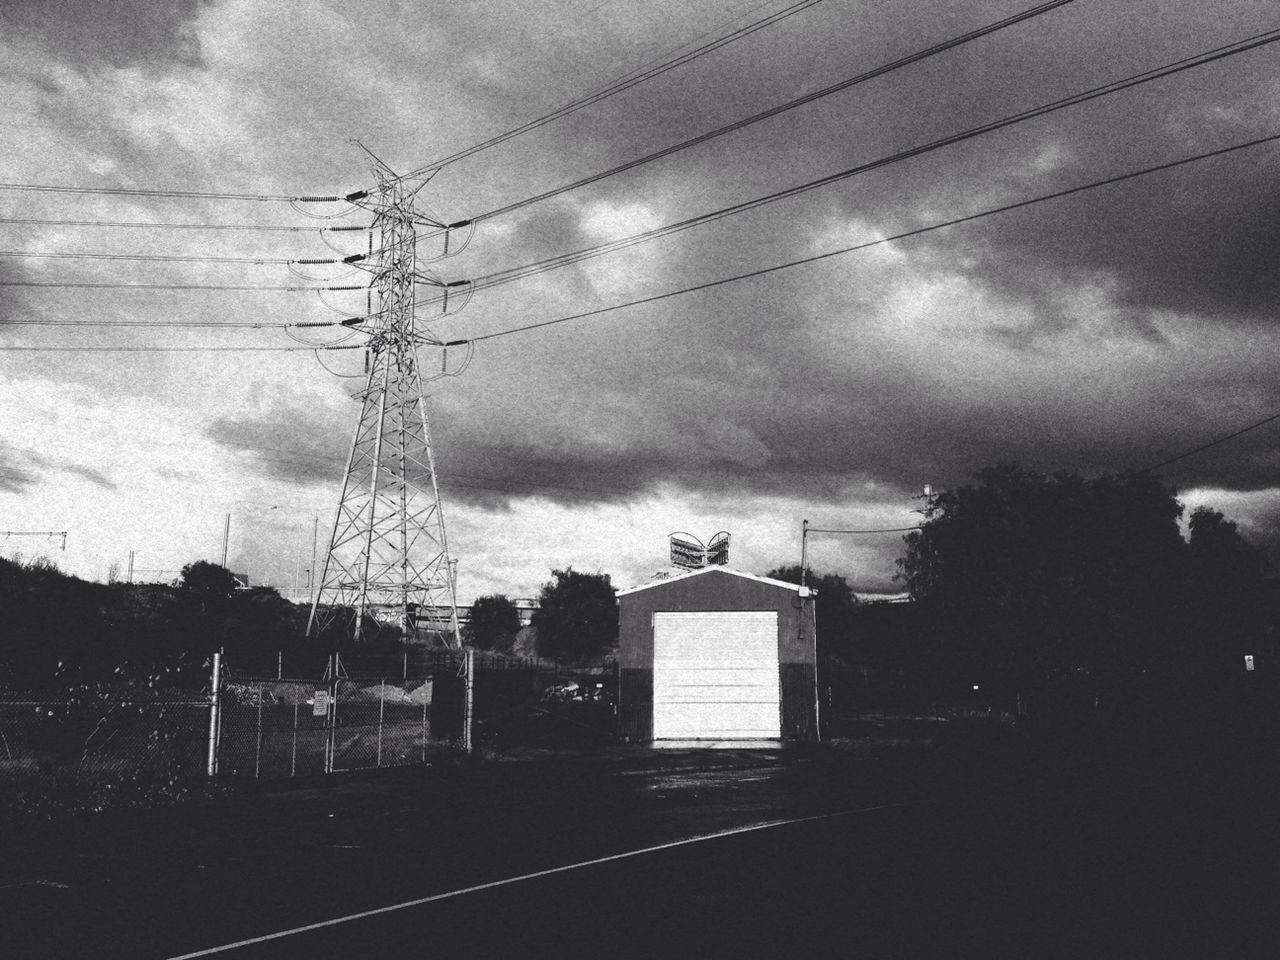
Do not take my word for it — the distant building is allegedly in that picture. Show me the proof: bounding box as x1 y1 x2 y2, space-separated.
616 567 819 744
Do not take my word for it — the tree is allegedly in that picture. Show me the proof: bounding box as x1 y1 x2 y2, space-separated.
1184 506 1269 663
465 594 522 651
764 565 859 660
897 463 1187 691
179 561 238 609
531 568 617 662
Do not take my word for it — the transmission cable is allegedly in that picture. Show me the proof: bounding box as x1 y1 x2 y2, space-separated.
448 132 1280 345
423 28 1280 311
392 0 827 181
471 0 1077 223
0 216 370 232
0 182 350 202
0 318 345 328
1139 410 1280 474
0 280 365 291
0 343 363 353
0 249 368 266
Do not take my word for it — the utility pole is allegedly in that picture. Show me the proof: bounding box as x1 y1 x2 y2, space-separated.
221 513 230 568
800 519 809 587
308 150 466 646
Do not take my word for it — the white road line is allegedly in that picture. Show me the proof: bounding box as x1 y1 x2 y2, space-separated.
165 803 903 959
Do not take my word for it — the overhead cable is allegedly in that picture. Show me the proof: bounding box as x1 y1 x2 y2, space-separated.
0 281 365 291
1139 410 1280 474
472 0 1078 223
433 28 1280 307
392 0 828 181
0 250 367 266
0 216 369 232
0 182 349 202
0 343 363 352
0 318 340 328
452 132 1280 344
807 526 923 534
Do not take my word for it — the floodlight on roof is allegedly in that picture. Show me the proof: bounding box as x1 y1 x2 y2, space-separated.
669 531 731 569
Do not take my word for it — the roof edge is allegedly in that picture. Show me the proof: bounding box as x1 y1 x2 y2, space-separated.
617 565 808 597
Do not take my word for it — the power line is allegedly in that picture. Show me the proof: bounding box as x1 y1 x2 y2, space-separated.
0 281 366 291
0 249 365 266
1139 410 1280 474
453 131 1280 345
0 319 342 328
0 182 346 202
393 0 827 181
432 28 1280 309
807 526 922 534
472 0 1078 223
0 344 363 352
0 216 369 232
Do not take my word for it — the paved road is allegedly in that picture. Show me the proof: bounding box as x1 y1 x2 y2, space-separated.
2 747 899 958
5 741 1280 958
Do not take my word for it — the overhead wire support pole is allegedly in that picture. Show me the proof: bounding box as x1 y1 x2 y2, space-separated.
307 151 463 646
2 530 68 551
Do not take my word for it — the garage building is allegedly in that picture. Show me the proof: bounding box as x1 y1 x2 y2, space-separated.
617 567 819 743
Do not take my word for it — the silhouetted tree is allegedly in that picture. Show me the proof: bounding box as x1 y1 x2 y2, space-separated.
179 561 238 610
897 464 1186 692
1184 506 1269 665
531 568 617 662
465 594 522 651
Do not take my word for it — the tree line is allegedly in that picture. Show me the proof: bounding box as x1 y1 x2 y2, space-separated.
2 461 1272 697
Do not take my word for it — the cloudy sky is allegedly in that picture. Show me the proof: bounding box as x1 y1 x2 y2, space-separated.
1 0 1278 603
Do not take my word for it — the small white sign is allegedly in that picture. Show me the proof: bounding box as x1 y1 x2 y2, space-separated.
313 690 330 716
1245 655 1255 672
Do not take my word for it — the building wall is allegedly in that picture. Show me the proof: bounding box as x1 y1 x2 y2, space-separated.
617 570 818 741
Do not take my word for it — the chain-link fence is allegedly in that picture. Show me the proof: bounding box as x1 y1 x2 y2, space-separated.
213 668 439 778
213 650 620 777
0 649 623 810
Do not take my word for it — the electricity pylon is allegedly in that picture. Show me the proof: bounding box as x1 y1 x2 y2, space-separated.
307 151 467 645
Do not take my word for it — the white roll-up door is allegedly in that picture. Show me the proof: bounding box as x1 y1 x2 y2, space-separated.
652 611 780 739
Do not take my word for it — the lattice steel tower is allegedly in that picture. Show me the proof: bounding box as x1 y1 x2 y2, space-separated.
308 152 467 644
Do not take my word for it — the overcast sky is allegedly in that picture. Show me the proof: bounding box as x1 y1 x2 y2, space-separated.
1 0 1278 600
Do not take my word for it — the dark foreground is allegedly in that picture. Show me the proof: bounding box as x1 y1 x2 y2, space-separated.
3 727 1279 959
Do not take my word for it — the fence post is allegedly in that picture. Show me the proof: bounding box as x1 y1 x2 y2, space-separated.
421 674 428 762
463 647 474 755
206 652 222 777
291 699 298 777
377 678 385 767
323 654 335 775
255 682 264 779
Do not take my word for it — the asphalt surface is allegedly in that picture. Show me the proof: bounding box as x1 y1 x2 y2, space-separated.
4 736 1280 959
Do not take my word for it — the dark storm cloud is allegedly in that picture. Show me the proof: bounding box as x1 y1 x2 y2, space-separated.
947 136 1280 325
207 408 350 487
1 0 211 70
0 443 115 492
0 449 40 494
57 463 116 489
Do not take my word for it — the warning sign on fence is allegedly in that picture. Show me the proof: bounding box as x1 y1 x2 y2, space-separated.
313 690 330 716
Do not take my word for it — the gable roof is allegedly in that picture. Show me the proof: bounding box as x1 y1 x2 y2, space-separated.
617 565 810 598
